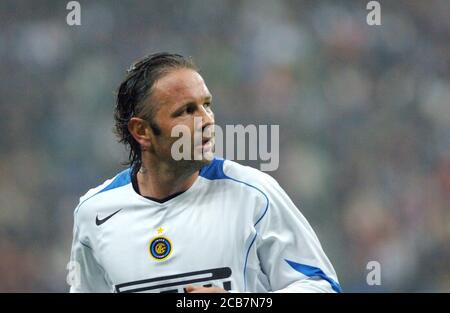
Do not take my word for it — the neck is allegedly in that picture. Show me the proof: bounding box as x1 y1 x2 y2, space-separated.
136 156 200 200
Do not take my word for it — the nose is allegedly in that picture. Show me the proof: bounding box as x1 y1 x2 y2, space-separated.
199 105 214 130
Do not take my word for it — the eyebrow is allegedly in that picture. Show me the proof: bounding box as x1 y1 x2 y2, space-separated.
170 96 213 116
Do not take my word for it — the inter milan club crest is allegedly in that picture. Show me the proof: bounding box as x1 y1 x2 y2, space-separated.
149 227 172 261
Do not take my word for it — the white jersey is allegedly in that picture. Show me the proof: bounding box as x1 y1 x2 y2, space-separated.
69 158 341 293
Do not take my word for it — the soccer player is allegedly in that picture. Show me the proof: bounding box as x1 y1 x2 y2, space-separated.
68 53 341 293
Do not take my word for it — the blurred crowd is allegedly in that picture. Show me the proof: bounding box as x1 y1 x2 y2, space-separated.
0 0 448 292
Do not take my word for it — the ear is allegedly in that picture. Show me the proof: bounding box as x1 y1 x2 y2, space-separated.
128 117 153 151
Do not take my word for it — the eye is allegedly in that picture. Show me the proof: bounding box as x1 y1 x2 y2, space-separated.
186 105 195 114
203 102 212 109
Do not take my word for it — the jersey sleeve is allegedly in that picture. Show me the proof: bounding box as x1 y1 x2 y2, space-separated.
68 204 112 293
256 176 342 293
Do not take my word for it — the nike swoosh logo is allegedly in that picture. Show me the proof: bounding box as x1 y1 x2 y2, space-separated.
96 209 122 226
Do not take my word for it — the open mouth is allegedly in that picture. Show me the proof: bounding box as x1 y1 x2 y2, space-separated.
194 136 214 152
200 138 213 152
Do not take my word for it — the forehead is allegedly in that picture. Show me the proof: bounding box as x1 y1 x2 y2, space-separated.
152 68 211 106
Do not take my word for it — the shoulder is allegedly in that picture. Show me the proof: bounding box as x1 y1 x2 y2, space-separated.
74 167 132 218
200 158 281 194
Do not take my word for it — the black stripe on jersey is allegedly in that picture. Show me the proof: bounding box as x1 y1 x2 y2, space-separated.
115 267 232 293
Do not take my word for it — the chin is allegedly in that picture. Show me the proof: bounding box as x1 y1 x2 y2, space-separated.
171 154 214 172
193 152 215 166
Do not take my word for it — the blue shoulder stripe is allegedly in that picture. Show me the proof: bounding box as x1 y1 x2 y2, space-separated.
97 168 132 194
199 158 227 180
285 259 342 293
75 168 132 214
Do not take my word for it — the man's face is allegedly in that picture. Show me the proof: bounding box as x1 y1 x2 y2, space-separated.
148 68 215 167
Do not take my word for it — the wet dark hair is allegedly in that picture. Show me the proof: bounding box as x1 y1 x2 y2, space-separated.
114 52 198 167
